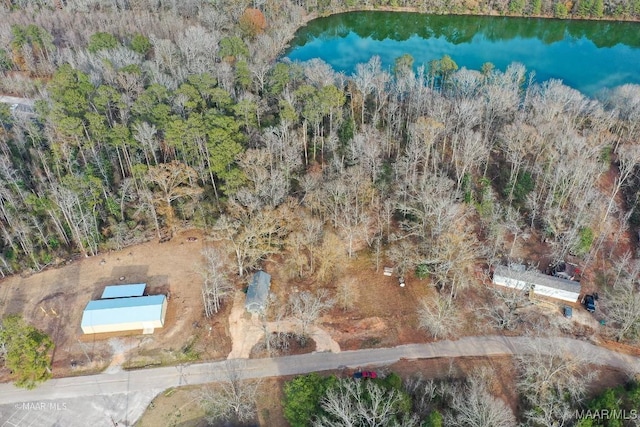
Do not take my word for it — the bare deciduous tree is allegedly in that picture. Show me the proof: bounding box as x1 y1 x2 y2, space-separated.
403 374 439 418
516 340 596 427
603 256 640 342
210 200 288 276
603 144 640 224
606 84 640 148
336 278 359 312
145 161 202 236
199 360 261 424
444 368 516 427
288 289 335 345
259 310 292 357
314 378 419 427
315 232 346 283
417 294 460 339
481 285 532 331
395 173 462 241
353 56 381 124
132 121 159 166
200 247 234 317
422 228 481 298
386 238 420 278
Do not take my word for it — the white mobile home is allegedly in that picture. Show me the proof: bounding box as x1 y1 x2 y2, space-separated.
493 265 581 303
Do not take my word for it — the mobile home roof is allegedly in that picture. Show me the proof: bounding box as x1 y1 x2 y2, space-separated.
494 265 581 294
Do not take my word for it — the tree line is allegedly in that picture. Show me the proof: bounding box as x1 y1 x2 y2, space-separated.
0 0 637 290
291 0 640 19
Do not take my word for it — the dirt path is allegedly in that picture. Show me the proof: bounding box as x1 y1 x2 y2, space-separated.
227 291 262 359
104 338 139 374
227 291 340 359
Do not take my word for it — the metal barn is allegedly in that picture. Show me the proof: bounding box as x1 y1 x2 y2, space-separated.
493 265 581 303
101 283 146 299
81 295 167 334
245 271 271 314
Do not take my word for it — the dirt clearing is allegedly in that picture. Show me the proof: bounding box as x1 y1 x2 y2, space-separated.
0 230 231 380
135 386 207 427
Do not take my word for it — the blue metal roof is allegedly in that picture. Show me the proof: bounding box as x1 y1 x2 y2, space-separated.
245 271 271 313
81 295 165 328
101 283 146 299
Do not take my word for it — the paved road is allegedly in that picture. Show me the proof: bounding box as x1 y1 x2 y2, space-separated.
0 335 637 426
1 335 638 405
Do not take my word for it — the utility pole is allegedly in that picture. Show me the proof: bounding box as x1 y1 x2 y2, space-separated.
77 339 92 364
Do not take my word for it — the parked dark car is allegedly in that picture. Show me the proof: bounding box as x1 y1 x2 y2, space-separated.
563 305 573 318
584 294 596 313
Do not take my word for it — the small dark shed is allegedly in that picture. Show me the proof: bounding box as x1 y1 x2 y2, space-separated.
245 271 271 314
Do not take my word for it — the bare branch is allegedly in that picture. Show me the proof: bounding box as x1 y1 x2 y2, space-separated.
417 294 461 340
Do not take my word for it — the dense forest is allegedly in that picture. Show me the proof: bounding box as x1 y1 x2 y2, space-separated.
0 0 639 299
0 0 637 274
1 0 640 424
0 0 639 324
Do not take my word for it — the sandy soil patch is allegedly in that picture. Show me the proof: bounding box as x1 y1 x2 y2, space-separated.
227 290 340 359
319 257 433 350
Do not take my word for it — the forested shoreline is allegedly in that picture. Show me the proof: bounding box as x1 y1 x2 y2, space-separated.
0 0 638 282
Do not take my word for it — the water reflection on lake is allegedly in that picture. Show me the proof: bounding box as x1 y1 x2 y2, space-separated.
286 12 640 96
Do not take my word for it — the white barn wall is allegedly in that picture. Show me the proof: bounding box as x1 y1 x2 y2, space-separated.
82 319 163 334
160 298 167 326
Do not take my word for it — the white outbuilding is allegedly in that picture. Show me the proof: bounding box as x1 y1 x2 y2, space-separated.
493 264 581 303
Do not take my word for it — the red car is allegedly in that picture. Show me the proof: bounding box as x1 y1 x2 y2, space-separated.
353 370 377 379
362 371 377 378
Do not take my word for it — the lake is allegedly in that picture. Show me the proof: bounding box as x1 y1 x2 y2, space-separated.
285 12 640 96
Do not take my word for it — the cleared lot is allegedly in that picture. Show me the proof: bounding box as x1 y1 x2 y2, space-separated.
0 230 231 382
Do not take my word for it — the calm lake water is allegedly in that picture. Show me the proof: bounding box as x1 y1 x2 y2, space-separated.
285 12 640 96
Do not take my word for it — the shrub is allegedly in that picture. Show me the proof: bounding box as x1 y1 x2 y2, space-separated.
88 32 119 53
